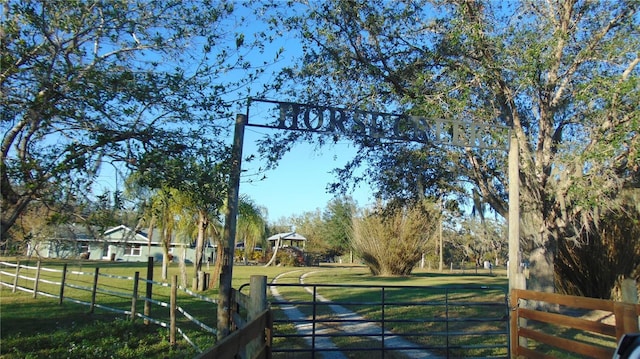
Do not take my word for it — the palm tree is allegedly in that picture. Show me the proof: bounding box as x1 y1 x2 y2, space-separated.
126 146 232 290
167 189 221 290
209 196 266 288
145 187 180 281
173 192 200 288
125 172 179 281
236 196 267 265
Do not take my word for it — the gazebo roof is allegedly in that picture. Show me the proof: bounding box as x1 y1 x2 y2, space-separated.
267 232 307 241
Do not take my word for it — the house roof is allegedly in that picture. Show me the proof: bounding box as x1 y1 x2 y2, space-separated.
103 225 150 244
46 224 216 247
102 225 217 247
39 223 98 241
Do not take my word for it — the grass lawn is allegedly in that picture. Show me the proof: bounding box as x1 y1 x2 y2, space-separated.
0 258 508 358
268 265 510 358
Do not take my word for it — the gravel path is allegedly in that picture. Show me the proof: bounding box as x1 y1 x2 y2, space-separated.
270 270 441 359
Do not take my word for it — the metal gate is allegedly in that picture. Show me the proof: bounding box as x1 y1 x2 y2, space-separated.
261 283 510 358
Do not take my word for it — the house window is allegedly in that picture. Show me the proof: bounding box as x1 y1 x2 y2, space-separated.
78 242 89 253
125 244 141 256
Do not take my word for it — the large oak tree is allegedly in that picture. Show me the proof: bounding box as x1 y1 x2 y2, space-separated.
1 1 276 244
265 0 639 291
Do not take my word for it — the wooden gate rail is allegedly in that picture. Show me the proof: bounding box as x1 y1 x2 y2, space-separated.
197 275 271 359
510 288 640 358
195 308 272 359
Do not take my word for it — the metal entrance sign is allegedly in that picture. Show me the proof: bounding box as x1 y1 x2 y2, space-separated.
249 98 510 150
219 98 522 340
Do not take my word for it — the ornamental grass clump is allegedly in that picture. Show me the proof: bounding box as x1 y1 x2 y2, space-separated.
351 200 439 276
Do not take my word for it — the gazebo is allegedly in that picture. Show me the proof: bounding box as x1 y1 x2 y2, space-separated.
267 232 307 250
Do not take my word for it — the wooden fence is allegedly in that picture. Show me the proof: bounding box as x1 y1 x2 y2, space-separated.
0 259 217 352
510 288 640 358
1 260 271 357
7 258 638 359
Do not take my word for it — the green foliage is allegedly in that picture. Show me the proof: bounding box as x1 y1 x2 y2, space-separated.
264 0 639 291
321 196 356 256
275 247 301 266
0 0 279 245
236 196 267 261
454 217 508 266
272 196 356 261
282 209 325 252
134 149 230 231
84 190 123 229
2 317 194 359
556 189 640 299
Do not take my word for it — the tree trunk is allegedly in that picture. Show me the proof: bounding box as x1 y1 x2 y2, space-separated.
527 238 556 293
264 237 281 267
193 210 207 290
146 216 155 265
162 252 168 281
209 241 223 289
161 226 172 281
180 246 188 288
243 234 250 265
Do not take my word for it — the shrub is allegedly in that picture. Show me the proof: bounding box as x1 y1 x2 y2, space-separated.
351 200 439 276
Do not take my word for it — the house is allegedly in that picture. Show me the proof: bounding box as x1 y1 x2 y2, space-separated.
28 224 216 263
27 224 97 260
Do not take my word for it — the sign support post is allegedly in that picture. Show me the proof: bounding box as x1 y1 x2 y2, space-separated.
507 132 527 354
508 133 525 291
218 113 247 339
216 99 522 343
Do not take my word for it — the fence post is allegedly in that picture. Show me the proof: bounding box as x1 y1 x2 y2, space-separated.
170 275 177 346
12 261 20 292
615 279 640 341
90 267 99 314
621 279 638 304
509 289 520 358
198 271 205 291
614 302 639 341
130 271 139 321
59 263 67 305
230 288 239 332
144 257 153 325
246 275 267 359
33 260 41 298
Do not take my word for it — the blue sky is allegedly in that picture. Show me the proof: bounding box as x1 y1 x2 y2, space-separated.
94 117 374 224
95 2 376 224
228 4 376 223
239 126 374 223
